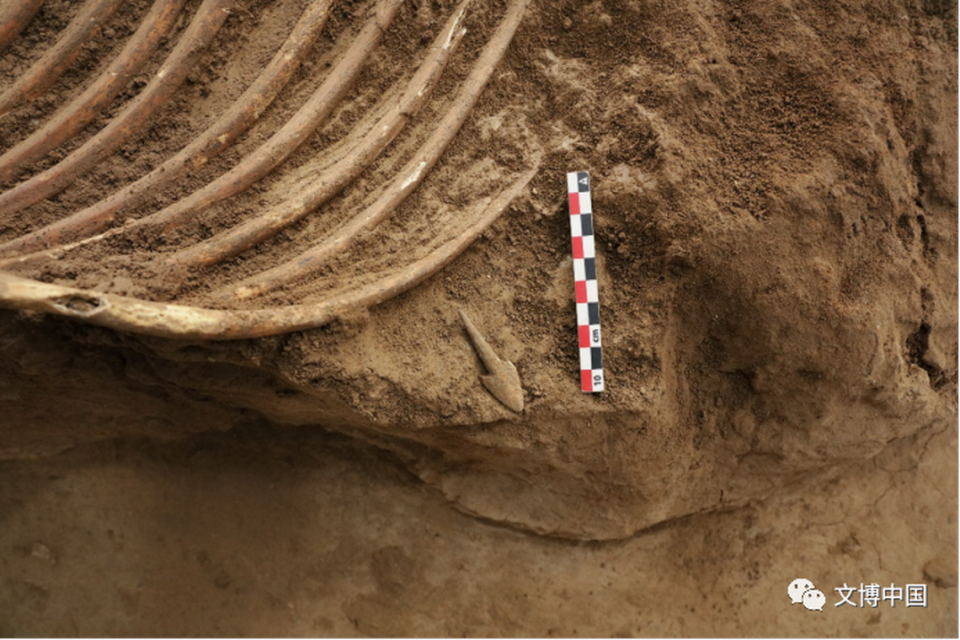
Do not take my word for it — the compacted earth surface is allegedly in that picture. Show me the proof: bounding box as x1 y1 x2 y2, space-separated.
0 0 956 635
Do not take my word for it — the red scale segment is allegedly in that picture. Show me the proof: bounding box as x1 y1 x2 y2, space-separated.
581 370 594 392
578 324 591 348
571 235 583 259
574 280 587 303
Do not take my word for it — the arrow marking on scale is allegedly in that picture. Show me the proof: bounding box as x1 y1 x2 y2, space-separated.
458 309 524 413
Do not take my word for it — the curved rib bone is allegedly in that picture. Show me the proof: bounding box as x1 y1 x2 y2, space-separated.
212 0 532 296
0 0 334 257
0 0 188 184
0 0 45 52
171 0 492 269
0 165 538 340
125 0 404 237
0 0 125 118
0 0 233 217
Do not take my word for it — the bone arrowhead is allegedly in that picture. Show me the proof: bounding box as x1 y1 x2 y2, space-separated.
459 309 524 413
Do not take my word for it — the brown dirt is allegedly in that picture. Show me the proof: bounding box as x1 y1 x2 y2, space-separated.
0 0 956 635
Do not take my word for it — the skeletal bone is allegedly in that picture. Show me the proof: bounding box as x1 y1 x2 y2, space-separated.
0 166 537 339
0 0 536 341
0 0 232 216
217 0 531 298
0 0 188 184
0 0 45 53
0 0 125 118
0 0 334 256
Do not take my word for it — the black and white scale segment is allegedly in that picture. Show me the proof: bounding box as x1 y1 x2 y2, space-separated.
567 171 604 393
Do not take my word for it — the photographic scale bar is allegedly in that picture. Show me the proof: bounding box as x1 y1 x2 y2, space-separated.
567 170 604 393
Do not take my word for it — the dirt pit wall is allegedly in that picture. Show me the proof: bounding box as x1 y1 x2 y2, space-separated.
0 0 956 541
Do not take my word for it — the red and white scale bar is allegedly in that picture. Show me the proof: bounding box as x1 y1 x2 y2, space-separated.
567 171 604 393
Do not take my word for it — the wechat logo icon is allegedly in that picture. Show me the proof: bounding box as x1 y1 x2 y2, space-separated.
788 578 825 612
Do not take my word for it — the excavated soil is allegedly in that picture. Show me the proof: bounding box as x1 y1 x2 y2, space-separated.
0 0 957 635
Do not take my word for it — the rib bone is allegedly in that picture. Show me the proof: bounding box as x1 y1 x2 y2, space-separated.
0 0 233 216
0 166 538 339
127 0 404 236
0 0 537 342
0 0 334 256
0 0 188 184
0 0 125 118
0 0 45 52
212 0 532 297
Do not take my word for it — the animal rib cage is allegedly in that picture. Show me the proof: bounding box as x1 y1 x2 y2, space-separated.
0 0 536 339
